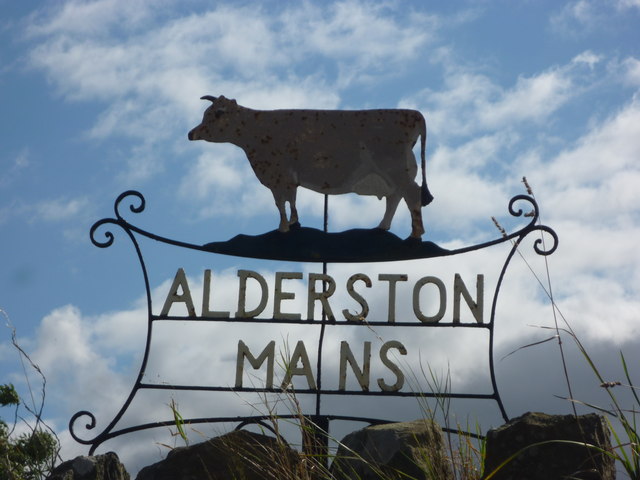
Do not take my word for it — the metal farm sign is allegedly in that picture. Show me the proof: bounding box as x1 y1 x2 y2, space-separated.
70 97 558 453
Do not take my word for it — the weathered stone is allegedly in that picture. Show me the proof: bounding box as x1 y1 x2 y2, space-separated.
483 411 615 480
135 429 299 480
47 452 130 480
330 419 453 480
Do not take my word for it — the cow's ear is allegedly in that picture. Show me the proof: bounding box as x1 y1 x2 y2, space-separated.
229 99 238 107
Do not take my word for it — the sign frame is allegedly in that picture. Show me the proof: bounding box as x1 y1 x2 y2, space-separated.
70 191 558 454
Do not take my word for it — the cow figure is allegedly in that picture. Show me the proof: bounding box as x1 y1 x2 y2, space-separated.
188 96 434 238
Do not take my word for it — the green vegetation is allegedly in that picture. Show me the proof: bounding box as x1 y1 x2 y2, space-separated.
1 310 59 480
0 383 58 480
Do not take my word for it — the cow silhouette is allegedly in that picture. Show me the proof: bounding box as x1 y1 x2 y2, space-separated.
188 96 433 238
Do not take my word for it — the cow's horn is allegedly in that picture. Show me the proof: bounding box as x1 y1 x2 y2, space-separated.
200 95 217 102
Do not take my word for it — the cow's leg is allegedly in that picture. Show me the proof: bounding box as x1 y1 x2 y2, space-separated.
378 193 401 231
404 184 425 238
410 207 425 238
288 188 299 227
272 192 290 232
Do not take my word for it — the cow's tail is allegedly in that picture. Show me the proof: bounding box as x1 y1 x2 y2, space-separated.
420 114 434 206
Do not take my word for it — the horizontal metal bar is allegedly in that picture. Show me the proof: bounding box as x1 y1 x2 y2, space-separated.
151 315 491 328
138 383 496 399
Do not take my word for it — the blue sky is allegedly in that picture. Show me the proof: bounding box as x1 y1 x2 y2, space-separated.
2 0 640 474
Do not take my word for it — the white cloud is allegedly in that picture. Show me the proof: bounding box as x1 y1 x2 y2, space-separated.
180 149 246 199
32 197 89 222
479 69 573 127
31 305 105 374
522 96 640 219
406 53 598 141
0 147 31 189
26 0 165 37
26 1 432 121
280 1 436 87
507 96 640 350
550 1 601 33
621 57 640 87
550 0 640 34
616 0 640 10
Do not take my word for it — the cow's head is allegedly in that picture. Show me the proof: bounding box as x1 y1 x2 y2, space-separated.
188 95 240 142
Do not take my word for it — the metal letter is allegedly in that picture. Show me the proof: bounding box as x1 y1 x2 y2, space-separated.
453 273 484 324
339 341 371 391
307 273 336 321
202 269 230 318
342 274 372 322
160 268 196 317
274 272 303 320
236 270 268 318
377 340 407 392
413 276 446 323
281 340 317 390
378 274 408 323
235 340 275 389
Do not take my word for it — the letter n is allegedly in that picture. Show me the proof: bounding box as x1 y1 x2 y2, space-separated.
453 274 484 323
339 341 371 391
235 340 275 388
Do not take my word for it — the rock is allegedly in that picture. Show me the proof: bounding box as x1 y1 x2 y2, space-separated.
330 419 453 480
47 452 130 480
483 411 615 480
135 429 299 480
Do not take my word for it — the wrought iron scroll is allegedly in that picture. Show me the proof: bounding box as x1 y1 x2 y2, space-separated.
70 191 558 454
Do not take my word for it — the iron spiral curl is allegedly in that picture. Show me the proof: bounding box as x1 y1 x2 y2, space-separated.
508 194 539 228
89 191 146 248
531 225 559 256
69 410 98 444
114 190 146 220
89 219 118 248
507 195 558 256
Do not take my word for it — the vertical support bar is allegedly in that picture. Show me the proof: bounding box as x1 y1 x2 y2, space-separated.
310 194 330 465
302 415 330 474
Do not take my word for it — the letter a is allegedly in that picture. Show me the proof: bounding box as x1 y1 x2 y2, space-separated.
160 268 196 316
281 341 317 390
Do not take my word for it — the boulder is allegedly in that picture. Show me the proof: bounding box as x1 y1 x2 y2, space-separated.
483 411 615 480
135 429 299 480
47 452 130 480
330 419 453 480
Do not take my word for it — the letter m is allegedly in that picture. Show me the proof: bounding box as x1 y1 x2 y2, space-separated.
235 340 275 389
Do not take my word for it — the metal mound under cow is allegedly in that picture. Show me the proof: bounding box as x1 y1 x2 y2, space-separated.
188 96 434 238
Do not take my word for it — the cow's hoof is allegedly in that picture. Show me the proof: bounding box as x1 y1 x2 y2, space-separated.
289 221 301 230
